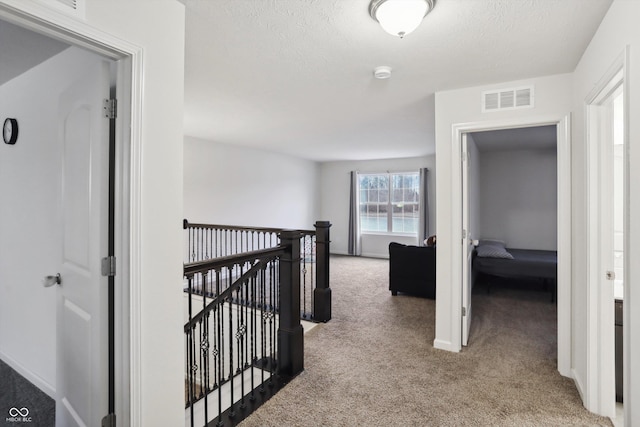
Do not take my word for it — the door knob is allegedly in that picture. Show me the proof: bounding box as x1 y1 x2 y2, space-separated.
42 273 62 287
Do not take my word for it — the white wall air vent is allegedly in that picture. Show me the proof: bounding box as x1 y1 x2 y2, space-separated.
482 86 534 112
35 0 86 20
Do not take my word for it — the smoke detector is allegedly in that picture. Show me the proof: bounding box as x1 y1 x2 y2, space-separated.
374 66 392 79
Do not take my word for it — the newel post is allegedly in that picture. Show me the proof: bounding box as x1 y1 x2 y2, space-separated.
278 230 304 377
313 221 332 322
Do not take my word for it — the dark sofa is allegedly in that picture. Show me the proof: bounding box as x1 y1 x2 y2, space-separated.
388 242 436 299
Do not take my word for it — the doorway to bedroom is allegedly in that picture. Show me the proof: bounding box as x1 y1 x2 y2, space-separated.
456 118 571 378
462 125 559 354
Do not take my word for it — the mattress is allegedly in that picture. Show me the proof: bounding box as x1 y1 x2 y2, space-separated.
473 248 557 280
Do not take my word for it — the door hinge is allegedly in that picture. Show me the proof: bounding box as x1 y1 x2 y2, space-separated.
104 98 117 119
102 256 116 277
101 413 116 427
462 151 469 162
462 307 466 316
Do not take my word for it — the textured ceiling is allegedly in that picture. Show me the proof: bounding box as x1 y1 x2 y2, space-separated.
183 0 612 161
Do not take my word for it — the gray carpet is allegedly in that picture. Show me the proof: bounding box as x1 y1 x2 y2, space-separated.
239 255 612 427
0 359 55 426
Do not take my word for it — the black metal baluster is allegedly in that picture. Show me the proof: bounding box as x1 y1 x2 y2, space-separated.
236 284 243 374
272 260 277 380
238 283 246 409
222 267 228 381
259 263 267 391
311 235 316 319
223 229 227 258
187 226 191 262
249 272 257 401
234 229 238 256
214 228 218 259
201 271 209 423
187 274 196 424
191 225 194 260
212 280 219 390
207 228 213 258
197 319 203 400
193 227 197 262
228 291 235 419
302 235 308 319
185 320 190 410
216 269 223 427
190 323 197 426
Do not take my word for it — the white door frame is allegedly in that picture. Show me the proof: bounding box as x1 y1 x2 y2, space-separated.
0 3 143 425
584 48 629 418
450 114 572 377
461 133 473 346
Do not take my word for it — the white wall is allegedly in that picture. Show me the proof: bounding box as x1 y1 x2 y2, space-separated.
478 148 557 251
0 1 186 426
320 155 435 258
434 73 572 353
85 3 186 426
184 136 320 230
0 46 92 396
572 0 640 423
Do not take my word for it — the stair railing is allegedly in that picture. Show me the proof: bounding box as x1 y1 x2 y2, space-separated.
184 231 304 427
183 219 331 322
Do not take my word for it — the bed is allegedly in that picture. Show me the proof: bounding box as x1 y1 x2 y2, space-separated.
472 242 557 302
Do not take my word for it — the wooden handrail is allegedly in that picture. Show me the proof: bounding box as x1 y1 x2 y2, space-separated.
183 218 314 236
183 246 285 277
184 253 282 332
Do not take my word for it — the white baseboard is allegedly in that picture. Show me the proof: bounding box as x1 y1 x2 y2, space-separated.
329 251 349 256
572 368 586 404
0 350 55 398
433 339 460 352
360 252 389 259
330 251 390 259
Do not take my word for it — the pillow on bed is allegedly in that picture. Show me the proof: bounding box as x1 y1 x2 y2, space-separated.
476 240 514 259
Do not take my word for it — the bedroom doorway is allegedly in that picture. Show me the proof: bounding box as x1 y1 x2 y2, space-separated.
462 126 558 345
453 115 571 377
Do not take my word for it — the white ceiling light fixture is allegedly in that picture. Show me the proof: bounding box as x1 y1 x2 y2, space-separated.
369 0 435 38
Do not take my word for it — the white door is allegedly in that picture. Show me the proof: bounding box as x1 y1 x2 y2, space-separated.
55 58 110 427
461 134 473 346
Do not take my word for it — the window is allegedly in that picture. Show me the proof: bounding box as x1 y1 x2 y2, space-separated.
359 172 420 234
